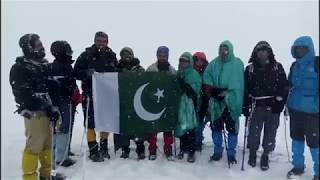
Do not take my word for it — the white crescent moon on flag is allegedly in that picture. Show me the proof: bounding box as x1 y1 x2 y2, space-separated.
133 83 166 121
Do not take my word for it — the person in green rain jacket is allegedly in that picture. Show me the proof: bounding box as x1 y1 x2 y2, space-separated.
175 52 202 163
203 40 244 164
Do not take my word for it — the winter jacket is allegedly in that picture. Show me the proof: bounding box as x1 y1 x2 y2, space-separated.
9 57 55 112
146 62 177 74
118 57 145 72
175 52 202 137
74 45 118 96
203 40 244 128
49 58 77 105
243 43 289 115
288 36 319 113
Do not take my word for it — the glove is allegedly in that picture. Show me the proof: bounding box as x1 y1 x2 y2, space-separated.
242 107 250 119
221 107 230 120
275 96 283 101
211 87 227 101
284 106 289 117
46 105 60 122
71 88 81 106
20 109 33 119
177 76 187 92
185 85 196 99
199 94 209 121
87 68 95 77
271 96 285 114
178 77 196 99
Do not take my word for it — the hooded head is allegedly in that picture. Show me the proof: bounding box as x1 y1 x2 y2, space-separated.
19 33 46 60
178 52 194 72
249 41 276 67
50 40 74 64
120 47 134 62
218 40 234 62
291 36 315 63
193 52 208 74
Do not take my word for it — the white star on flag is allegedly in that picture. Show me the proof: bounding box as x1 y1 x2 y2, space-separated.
154 88 164 103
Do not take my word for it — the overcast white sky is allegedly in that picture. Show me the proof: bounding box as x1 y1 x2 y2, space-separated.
2 0 319 68
1 1 319 111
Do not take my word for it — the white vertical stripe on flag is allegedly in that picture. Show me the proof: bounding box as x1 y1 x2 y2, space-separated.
92 72 120 133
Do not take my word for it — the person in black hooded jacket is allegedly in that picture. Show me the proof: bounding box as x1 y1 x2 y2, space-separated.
9 33 63 180
117 47 144 72
114 47 146 160
49 40 77 167
243 41 289 171
73 31 118 162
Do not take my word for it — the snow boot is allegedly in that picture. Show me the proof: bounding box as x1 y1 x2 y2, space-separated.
287 167 305 179
209 153 222 161
137 152 146 160
228 156 237 165
136 142 145 160
39 173 66 180
57 158 76 167
187 152 195 163
148 152 157 160
177 150 184 160
260 153 269 171
195 143 202 152
248 150 257 167
165 151 174 161
99 139 110 159
120 150 130 159
88 141 104 162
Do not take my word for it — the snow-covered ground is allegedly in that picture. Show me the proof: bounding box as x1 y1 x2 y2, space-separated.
1 1 318 180
1 105 316 180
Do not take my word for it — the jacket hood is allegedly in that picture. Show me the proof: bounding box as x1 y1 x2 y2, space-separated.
120 47 134 57
249 41 276 65
219 40 235 62
180 52 194 65
291 36 315 63
178 52 194 75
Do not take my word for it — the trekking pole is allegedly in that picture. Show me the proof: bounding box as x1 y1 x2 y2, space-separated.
241 117 248 171
51 120 57 178
284 105 290 162
241 99 256 171
82 96 90 180
173 131 177 157
222 127 230 168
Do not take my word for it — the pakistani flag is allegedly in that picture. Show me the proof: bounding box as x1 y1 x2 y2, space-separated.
92 72 180 137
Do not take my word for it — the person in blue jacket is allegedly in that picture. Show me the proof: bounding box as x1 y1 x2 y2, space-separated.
286 36 319 180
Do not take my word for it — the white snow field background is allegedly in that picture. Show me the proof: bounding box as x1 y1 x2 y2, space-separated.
1 1 319 180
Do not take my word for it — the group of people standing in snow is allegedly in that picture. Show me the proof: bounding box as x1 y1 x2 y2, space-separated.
10 31 318 180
